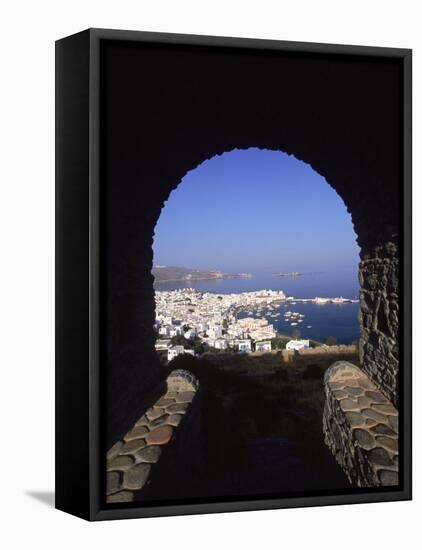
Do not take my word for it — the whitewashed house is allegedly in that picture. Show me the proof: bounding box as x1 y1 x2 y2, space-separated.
168 326 183 337
155 339 172 351
163 316 174 325
255 340 272 352
184 328 197 340
197 322 209 333
208 325 223 339
159 325 171 337
237 340 252 353
214 338 228 350
286 339 310 351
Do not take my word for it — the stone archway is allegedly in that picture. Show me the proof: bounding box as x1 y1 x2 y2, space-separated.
101 40 401 444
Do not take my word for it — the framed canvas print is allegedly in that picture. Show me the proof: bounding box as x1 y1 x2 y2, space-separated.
55 28 412 521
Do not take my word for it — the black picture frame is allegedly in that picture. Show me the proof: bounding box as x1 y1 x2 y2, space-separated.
55 28 412 521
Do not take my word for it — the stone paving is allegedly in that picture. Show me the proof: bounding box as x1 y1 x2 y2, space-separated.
323 361 399 487
106 369 199 503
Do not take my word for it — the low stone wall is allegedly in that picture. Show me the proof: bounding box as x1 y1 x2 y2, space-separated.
298 344 358 356
323 361 398 487
280 344 358 362
106 369 200 503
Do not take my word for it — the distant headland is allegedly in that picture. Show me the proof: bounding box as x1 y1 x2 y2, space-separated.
153 265 253 284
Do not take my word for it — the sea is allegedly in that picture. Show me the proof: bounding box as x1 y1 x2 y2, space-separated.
155 269 360 344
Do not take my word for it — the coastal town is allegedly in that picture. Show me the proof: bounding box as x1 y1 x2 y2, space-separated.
154 288 358 362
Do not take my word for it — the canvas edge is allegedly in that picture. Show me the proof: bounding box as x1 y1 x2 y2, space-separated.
55 28 412 521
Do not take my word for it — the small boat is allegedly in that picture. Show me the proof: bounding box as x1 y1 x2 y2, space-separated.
307 325 312 328
291 322 298 326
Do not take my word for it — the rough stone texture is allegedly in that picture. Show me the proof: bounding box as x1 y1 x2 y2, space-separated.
145 425 173 446
146 407 166 421
106 369 200 503
323 361 399 487
176 391 196 403
166 414 183 427
149 414 169 428
359 242 399 407
135 445 162 463
167 370 199 393
298 345 359 356
124 425 149 442
106 440 123 461
120 438 147 455
106 471 122 495
107 491 134 503
155 398 174 407
135 415 149 427
166 403 189 415
107 455 135 472
123 463 151 490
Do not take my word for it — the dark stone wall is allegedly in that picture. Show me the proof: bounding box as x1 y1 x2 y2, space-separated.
360 242 399 406
100 39 402 441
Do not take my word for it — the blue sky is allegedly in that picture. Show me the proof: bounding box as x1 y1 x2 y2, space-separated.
153 148 360 274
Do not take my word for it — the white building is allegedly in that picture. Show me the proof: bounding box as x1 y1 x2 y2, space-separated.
159 325 171 337
214 338 228 350
228 326 243 338
163 316 174 325
155 339 172 351
208 325 223 339
286 339 310 351
184 328 197 340
255 340 272 352
168 326 183 337
237 340 252 353
167 345 195 361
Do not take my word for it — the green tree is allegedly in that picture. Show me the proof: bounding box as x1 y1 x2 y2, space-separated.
271 335 290 350
171 334 194 349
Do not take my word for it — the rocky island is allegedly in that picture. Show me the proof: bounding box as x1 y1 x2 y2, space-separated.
273 271 302 277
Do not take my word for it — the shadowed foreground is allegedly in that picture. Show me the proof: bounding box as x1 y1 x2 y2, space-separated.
140 351 357 502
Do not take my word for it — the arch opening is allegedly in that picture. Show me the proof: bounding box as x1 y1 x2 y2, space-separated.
147 148 363 497
153 147 361 348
